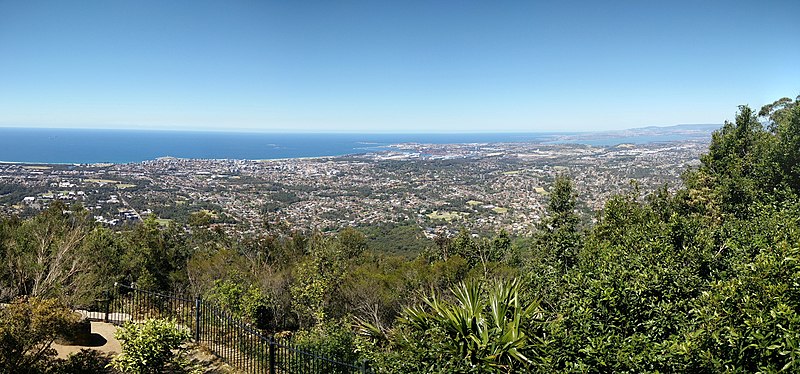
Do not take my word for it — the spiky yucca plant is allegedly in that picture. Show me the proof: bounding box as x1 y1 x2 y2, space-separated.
401 278 542 372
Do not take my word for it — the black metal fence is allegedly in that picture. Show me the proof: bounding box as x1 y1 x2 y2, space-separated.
91 283 370 374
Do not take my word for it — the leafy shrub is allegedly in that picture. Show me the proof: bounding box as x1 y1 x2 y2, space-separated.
0 297 79 373
293 319 360 361
111 318 197 374
372 278 545 373
51 349 118 374
206 278 273 329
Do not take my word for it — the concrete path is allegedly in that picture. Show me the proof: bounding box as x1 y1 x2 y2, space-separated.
52 321 122 358
50 321 237 373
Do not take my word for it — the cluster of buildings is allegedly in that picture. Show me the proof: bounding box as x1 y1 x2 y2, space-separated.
0 140 708 236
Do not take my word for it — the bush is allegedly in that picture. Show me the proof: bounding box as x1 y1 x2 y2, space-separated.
0 297 79 373
291 319 362 373
374 279 545 373
110 318 196 374
206 278 273 329
52 349 118 374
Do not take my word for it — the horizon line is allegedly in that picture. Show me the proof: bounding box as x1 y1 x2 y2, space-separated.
0 123 723 135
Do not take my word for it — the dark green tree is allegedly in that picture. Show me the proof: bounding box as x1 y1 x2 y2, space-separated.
537 175 582 269
120 216 188 291
691 105 775 218
760 95 800 195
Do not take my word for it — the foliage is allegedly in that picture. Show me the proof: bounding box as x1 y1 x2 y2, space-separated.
290 229 370 328
536 175 582 270
51 349 118 374
206 278 273 330
360 222 434 257
0 297 80 373
290 235 345 328
544 188 714 371
688 98 800 218
1 202 93 303
372 278 545 373
120 216 189 292
111 318 197 374
291 319 362 372
667 203 800 372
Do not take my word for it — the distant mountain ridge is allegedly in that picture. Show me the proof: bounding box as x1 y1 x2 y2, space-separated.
627 123 722 132
544 123 721 145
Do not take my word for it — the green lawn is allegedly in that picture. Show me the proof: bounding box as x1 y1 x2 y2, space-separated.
426 210 467 221
492 207 508 214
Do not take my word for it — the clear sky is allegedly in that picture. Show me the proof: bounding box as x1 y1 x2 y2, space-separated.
0 1 798 133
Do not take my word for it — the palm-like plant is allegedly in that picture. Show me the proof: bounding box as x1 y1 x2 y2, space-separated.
401 278 541 372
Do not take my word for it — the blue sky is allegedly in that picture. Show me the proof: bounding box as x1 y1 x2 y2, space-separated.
0 1 798 133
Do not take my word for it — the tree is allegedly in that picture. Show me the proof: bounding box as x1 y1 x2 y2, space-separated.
120 216 188 291
3 202 93 301
758 95 798 131
206 278 273 330
554 188 714 371
78 226 128 302
336 227 368 259
693 105 774 218
0 216 20 300
666 203 800 372
537 175 582 269
290 234 352 328
760 96 800 195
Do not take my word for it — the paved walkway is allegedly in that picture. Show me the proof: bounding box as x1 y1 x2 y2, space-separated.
50 321 236 373
52 321 122 358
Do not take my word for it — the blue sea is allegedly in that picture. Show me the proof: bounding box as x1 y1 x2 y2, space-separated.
0 127 713 164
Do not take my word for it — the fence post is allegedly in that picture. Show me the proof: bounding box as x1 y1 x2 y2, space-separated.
194 295 202 342
269 337 276 374
102 290 110 323
361 360 370 374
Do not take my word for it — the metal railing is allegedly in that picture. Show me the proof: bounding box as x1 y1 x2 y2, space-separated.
92 283 370 374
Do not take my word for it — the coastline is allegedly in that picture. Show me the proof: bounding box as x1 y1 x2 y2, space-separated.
0 127 717 165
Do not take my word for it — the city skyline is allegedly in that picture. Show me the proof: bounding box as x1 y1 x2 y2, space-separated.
1 1 798 133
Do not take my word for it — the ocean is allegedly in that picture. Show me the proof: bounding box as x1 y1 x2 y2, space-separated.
0 127 713 164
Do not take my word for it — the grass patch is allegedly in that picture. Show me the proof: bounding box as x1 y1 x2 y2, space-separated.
466 200 484 206
199 209 219 218
492 207 508 214
426 211 467 221
155 218 173 226
503 170 521 175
